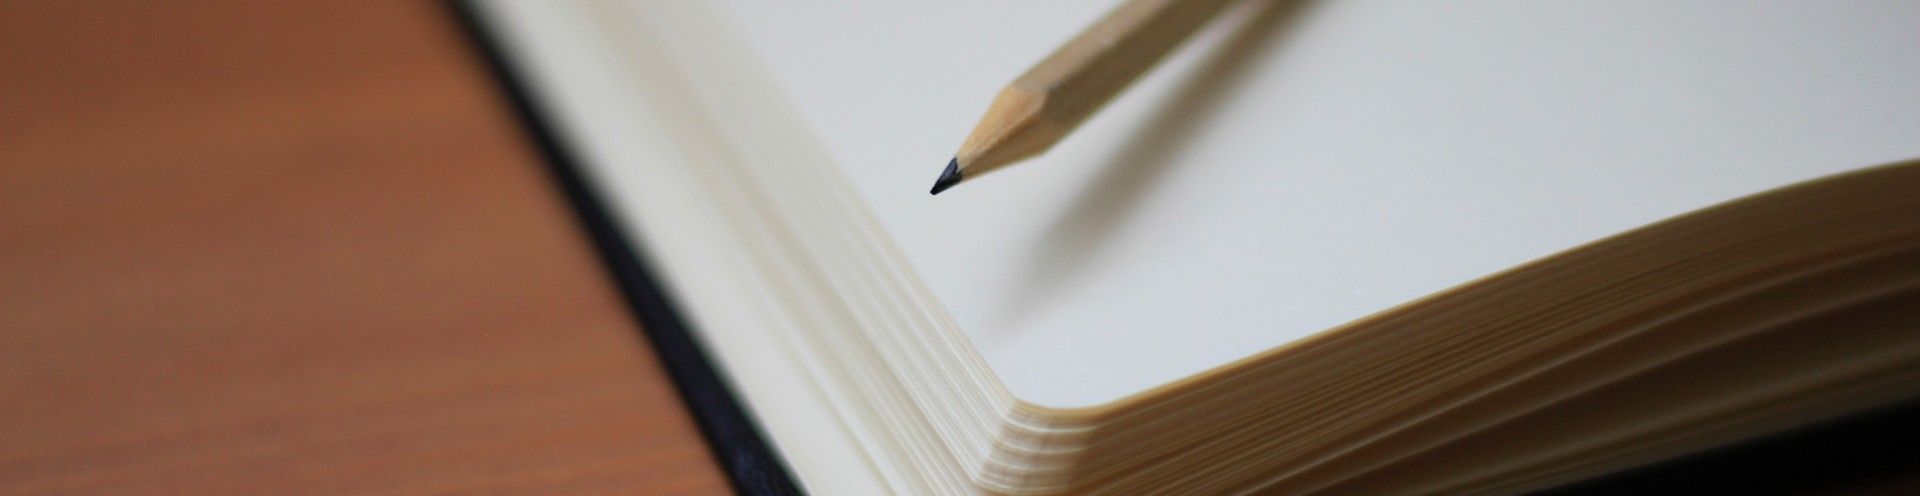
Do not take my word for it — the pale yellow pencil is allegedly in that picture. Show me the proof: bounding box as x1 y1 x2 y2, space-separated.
932 0 1238 194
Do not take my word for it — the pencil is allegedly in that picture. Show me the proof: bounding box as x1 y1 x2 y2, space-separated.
931 0 1238 195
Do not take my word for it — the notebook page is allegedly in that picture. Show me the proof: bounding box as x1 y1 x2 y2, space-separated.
711 0 1920 408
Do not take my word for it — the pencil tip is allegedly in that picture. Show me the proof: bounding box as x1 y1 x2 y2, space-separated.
930 158 963 195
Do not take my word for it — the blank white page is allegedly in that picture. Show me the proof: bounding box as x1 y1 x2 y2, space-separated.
711 0 1920 408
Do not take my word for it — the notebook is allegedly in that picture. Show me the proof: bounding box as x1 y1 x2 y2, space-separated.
467 0 1920 493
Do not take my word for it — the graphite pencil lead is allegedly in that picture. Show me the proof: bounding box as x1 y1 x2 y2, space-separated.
930 158 963 195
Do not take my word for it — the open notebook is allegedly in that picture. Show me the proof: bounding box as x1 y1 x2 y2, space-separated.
469 1 1920 494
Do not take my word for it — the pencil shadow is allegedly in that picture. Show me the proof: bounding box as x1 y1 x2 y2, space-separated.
992 0 1314 330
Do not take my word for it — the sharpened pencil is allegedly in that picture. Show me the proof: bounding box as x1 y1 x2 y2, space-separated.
932 0 1237 195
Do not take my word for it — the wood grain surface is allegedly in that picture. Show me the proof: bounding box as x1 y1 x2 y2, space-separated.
0 2 729 494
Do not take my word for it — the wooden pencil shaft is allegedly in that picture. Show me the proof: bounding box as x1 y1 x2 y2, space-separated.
953 0 1236 180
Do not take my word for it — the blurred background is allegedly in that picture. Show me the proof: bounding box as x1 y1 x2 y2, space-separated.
0 2 728 493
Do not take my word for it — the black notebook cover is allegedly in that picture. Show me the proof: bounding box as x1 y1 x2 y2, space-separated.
449 2 803 494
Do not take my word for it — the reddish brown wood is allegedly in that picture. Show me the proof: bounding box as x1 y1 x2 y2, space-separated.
0 2 729 494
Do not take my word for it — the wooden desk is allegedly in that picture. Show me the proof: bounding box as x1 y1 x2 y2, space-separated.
0 2 729 493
